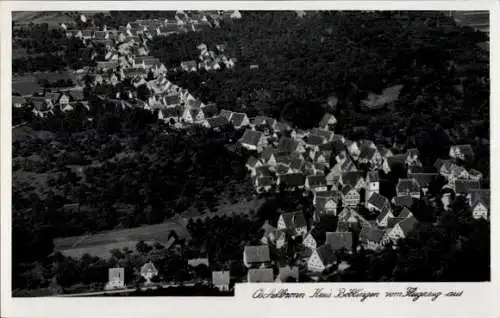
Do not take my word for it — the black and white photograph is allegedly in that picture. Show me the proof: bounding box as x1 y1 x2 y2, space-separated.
3 3 493 306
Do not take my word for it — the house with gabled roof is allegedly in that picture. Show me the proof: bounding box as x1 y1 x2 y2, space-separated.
290 157 305 173
314 193 341 218
311 128 334 142
367 192 390 213
243 245 271 268
230 112 250 129
247 268 274 282
274 163 292 176
469 189 490 220
392 195 414 208
405 148 421 166
239 129 267 152
345 140 361 158
408 173 438 195
182 107 206 123
340 171 365 191
158 106 183 123
366 171 380 202
303 227 327 250
398 207 414 219
386 216 418 242
337 207 370 231
260 147 277 166
318 113 337 131
212 271 230 291
252 116 277 132
396 178 421 199
261 225 287 249
305 175 328 192
326 231 353 253
376 207 395 227
275 266 299 283
307 244 337 272
359 227 388 250
219 109 233 120
277 211 308 237
341 185 361 207
449 144 475 162
358 146 382 167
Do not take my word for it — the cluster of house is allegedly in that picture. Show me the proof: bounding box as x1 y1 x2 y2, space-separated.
180 43 237 72
13 88 88 118
237 112 490 272
64 10 242 47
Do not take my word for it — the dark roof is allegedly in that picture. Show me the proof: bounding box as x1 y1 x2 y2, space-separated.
161 107 182 117
246 156 259 167
240 129 263 146
326 232 353 251
165 94 181 105
376 208 393 223
340 159 357 172
247 268 274 282
319 113 336 127
454 179 481 194
140 262 158 276
397 216 418 236
230 112 248 126
257 176 274 187
202 104 218 117
396 178 421 194
398 207 413 218
212 271 230 286
368 192 390 210
280 211 307 229
187 99 202 108
261 147 275 161
306 227 326 244
220 109 233 120
307 134 326 146
387 154 406 166
359 146 377 160
341 171 363 188
244 245 270 263
360 227 386 243
277 266 299 282
393 195 414 208
434 158 453 171
280 173 305 187
453 144 475 158
307 175 327 188
255 166 273 177
290 157 305 171
275 154 292 166
316 244 337 265
206 115 230 128
408 173 438 188
387 217 407 228
277 137 299 154
275 164 291 175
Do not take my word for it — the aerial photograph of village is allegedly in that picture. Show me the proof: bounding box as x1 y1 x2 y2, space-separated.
11 10 489 297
